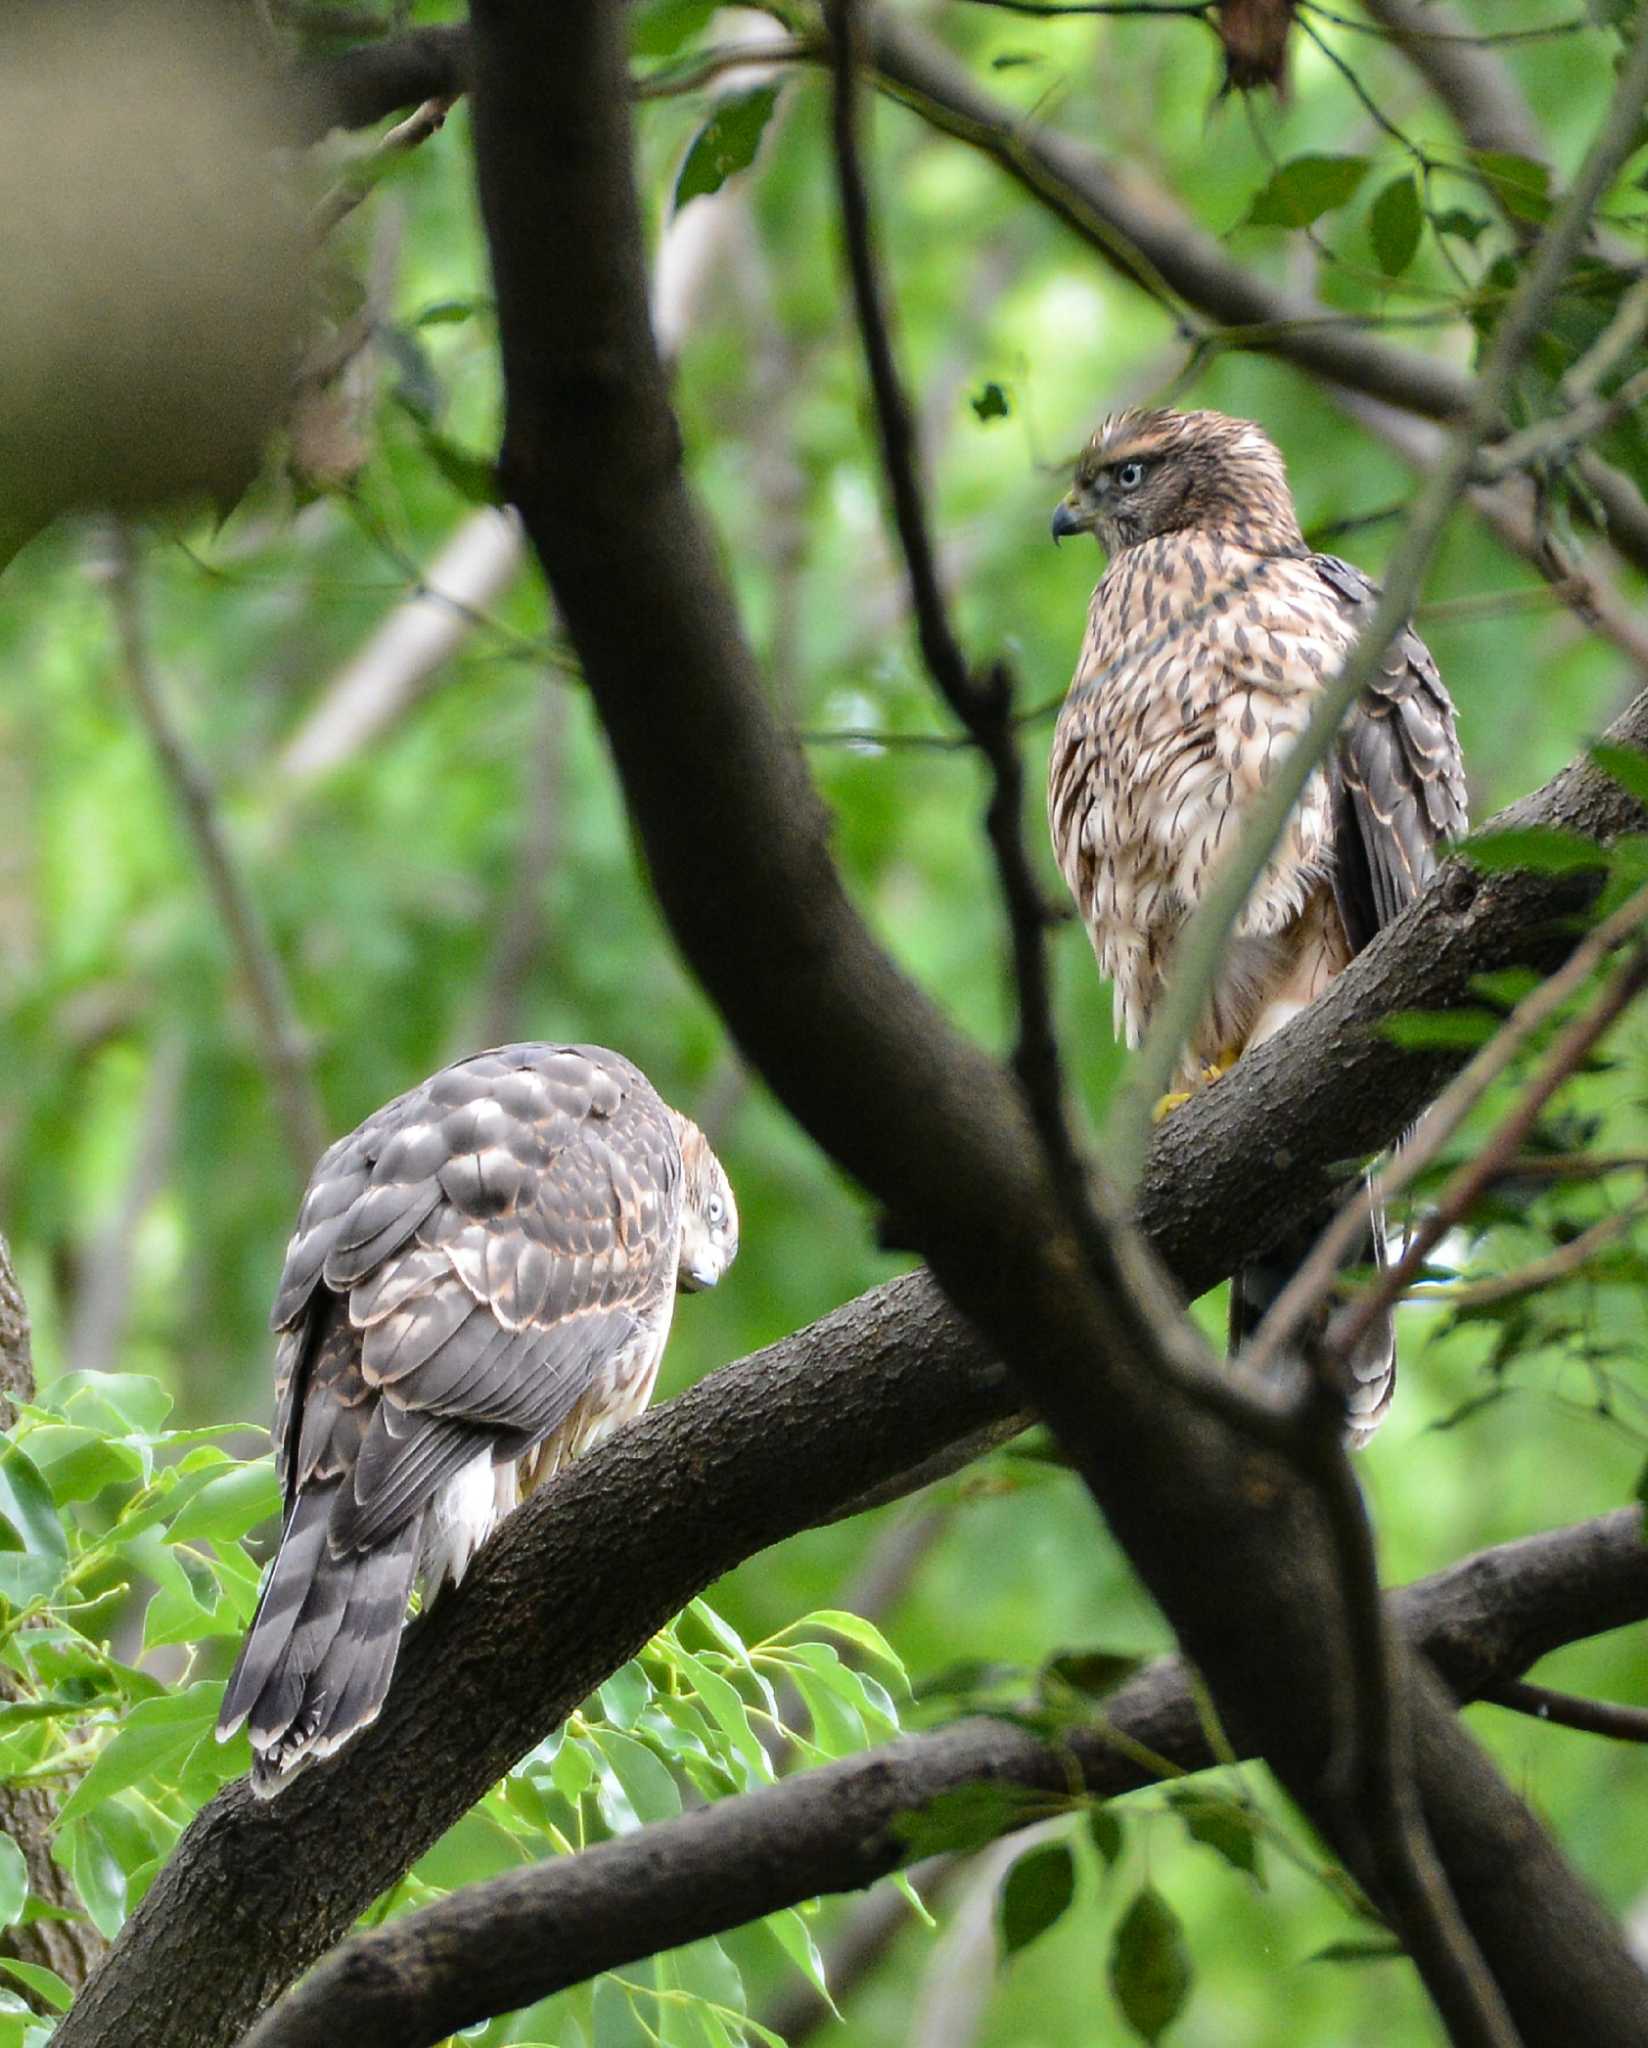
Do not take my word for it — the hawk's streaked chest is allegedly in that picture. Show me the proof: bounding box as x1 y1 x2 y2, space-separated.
1048 532 1358 1043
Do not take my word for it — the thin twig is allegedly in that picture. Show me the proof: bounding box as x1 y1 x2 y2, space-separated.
1416 1199 1648 1313
1334 944 1648 1363
102 525 325 1183
822 0 1075 1182
310 93 456 239
1248 883 1648 1376
1481 1679 1648 1744
1105 12 1648 1193
1477 362 1648 483
1299 4 1592 47
634 35 816 100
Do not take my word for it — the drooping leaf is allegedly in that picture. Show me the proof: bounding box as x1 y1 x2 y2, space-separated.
0 1961 71 2013
674 87 782 214
1109 1885 1192 2043
1369 175 1423 275
166 1459 279 1545
893 1781 1046 1859
1460 825 1607 876
0 1837 26 1931
56 1683 222 1826
1469 150 1553 223
1167 1789 1264 1885
999 1840 1077 1956
764 1907 837 2016
1309 1937 1405 1963
1592 741 1648 808
1089 1807 1125 1866
0 1436 68 1606
50 1373 172 1436
1245 155 1370 229
972 381 1011 421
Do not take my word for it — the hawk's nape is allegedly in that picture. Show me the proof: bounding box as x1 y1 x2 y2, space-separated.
1048 408 1467 1442
216 1043 737 1795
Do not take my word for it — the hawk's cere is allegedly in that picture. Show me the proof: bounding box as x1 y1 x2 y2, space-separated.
1048 408 1466 1439
217 1043 737 1795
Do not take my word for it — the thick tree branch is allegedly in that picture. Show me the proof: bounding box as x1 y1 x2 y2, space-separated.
52 683 1648 2048
242 1506 1648 2048
285 25 471 144
465 4 1648 2043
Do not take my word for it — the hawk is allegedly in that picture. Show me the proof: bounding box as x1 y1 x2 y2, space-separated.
217 1042 737 1794
1048 408 1466 1440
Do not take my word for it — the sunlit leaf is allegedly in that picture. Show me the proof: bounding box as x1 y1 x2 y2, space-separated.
0 1436 68 1605
1469 150 1552 223
56 1683 221 1826
0 1961 71 2013
1461 826 1607 875
1591 741 1648 807
166 1459 279 1545
765 1907 837 2015
894 1781 1045 1859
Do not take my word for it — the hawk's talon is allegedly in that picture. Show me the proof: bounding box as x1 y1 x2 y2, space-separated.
1152 1088 1195 1122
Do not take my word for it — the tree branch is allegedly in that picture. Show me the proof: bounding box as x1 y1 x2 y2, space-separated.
241 1506 1648 2048
465 3 1648 2042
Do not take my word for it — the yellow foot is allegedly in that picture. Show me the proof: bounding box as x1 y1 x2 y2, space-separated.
1152 1048 1242 1122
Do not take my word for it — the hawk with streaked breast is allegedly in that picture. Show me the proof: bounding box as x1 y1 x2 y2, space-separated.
217 1042 737 1794
1048 408 1466 1439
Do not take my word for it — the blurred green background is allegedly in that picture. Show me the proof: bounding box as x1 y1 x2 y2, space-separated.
2 2 1646 2041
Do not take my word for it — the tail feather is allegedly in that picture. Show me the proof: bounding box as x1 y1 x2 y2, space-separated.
216 1482 420 1797
1229 1183 1395 1449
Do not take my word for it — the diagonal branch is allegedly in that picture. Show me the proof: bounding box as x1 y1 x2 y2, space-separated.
242 1505 1648 2048
50 684 1648 2048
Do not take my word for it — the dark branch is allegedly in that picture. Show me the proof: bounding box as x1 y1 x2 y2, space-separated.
1482 1680 1648 1746
242 1507 1648 2048
284 25 471 144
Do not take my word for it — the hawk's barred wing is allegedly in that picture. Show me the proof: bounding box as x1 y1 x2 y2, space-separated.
1313 554 1469 954
222 1042 688 1792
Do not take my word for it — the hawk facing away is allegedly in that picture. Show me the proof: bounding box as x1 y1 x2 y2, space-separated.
217 1042 737 1795
1048 408 1466 1439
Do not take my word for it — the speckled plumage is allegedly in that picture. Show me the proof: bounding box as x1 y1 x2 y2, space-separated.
1049 408 1467 1439
217 1043 737 1793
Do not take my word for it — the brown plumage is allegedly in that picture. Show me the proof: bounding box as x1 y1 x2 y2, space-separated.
1215 0 1298 94
1049 408 1466 1441
217 1042 737 1794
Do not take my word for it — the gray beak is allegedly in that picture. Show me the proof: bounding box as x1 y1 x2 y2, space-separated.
1050 499 1085 543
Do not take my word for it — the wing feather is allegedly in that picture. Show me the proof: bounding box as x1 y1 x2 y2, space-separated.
1313 554 1468 954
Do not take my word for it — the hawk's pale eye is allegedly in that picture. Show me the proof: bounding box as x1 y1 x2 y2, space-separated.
1115 460 1146 490
705 1192 726 1228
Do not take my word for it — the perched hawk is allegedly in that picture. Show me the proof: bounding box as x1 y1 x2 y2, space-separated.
217 1043 737 1794
1048 408 1466 1440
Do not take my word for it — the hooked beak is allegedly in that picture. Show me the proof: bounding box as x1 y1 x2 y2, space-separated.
1050 496 1087 544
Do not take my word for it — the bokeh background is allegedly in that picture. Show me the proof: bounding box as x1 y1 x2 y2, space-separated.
2 2 1646 2041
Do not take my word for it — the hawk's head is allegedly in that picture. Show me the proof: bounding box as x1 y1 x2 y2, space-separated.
671 1113 739 1293
1051 408 1304 557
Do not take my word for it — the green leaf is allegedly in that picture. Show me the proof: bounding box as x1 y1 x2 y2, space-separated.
550 1736 596 1804
166 1459 279 1545
416 425 499 507
54 1814 128 1940
1634 1453 1648 1537
765 1907 837 2016
633 0 719 58
1109 1886 1192 2044
790 1609 908 1689
999 1840 1077 1956
1245 155 1370 229
1089 1807 1125 1865
1369 174 1423 276
597 1661 652 1730
1309 1937 1405 1963
56 1682 221 1826
894 1781 1045 1859
590 1728 681 1826
414 296 492 328
1382 1009 1498 1051
1431 207 1489 243
1592 741 1648 807
0 1838 26 1931
0 1436 68 1605
971 381 1011 422
1167 1790 1263 1884
1042 1649 1144 1703
668 1645 773 1783
1469 150 1553 223
0 1961 71 2013
673 86 781 213
51 1373 173 1436
1462 826 1607 875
